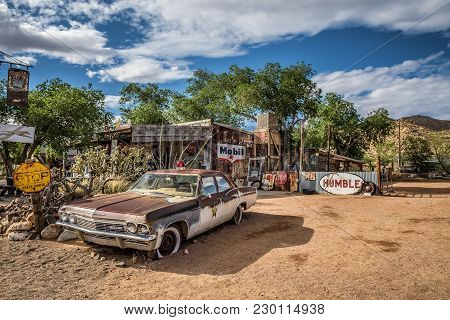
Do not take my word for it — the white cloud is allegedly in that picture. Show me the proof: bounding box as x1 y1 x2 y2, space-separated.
104 95 121 109
0 4 115 64
2 0 450 83
314 52 450 119
92 57 193 83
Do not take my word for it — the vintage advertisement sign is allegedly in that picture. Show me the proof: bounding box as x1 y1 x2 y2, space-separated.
217 143 245 163
7 68 30 107
0 124 35 144
275 171 288 185
319 172 364 195
13 162 51 193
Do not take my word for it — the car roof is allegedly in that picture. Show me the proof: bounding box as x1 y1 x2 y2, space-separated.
146 169 224 177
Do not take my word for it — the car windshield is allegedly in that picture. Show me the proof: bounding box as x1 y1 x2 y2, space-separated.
130 173 199 197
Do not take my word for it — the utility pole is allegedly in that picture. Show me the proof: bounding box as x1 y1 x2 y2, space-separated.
397 120 401 171
298 120 304 193
327 125 331 171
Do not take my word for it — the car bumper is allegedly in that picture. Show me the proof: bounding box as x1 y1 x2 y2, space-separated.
56 221 157 251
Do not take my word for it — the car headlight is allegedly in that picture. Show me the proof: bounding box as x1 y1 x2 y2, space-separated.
68 215 77 224
137 224 150 234
60 211 68 222
126 222 137 233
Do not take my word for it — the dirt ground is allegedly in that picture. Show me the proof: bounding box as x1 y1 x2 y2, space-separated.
0 181 449 300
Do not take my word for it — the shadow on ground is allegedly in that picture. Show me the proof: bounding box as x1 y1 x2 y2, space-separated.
146 211 314 275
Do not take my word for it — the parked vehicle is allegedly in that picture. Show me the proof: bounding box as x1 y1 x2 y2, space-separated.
56 169 257 258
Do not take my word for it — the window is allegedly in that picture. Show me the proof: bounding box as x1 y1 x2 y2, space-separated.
130 173 198 197
200 176 217 196
216 176 231 192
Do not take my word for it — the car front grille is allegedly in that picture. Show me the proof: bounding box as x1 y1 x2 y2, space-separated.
76 216 127 234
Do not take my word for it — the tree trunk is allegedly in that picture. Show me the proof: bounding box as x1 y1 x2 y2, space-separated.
0 142 14 177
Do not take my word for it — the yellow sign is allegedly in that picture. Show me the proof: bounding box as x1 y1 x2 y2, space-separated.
13 162 51 193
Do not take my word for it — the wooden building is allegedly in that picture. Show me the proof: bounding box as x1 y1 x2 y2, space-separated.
304 148 364 172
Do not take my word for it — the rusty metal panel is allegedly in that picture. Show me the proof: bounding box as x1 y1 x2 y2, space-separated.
132 125 213 143
7 68 30 107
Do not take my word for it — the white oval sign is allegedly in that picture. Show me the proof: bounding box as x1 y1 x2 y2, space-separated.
319 172 364 195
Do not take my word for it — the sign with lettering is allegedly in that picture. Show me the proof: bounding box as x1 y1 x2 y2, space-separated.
13 162 51 193
217 143 245 163
0 124 35 144
7 68 30 107
319 172 364 195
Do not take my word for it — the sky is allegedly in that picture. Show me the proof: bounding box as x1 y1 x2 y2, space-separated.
1 0 450 120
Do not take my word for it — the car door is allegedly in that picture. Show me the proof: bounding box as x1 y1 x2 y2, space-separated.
215 175 239 224
198 176 225 232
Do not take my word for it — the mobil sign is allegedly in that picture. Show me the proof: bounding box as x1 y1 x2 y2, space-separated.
217 143 245 163
319 172 364 195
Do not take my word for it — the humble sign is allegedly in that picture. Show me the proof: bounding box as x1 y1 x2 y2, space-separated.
217 143 245 163
319 172 364 195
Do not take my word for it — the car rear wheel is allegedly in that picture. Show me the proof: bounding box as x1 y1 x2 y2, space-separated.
155 226 181 258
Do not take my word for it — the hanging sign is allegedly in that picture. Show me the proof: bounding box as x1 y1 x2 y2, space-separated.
0 124 35 144
13 162 51 193
7 68 30 107
217 143 245 163
319 172 364 195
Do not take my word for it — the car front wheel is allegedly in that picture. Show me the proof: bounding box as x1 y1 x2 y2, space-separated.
155 226 181 259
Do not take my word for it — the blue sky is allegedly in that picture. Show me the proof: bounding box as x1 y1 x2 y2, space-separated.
1 0 450 119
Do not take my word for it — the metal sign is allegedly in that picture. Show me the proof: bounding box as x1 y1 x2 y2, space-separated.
13 162 51 193
7 68 30 107
319 172 364 195
0 124 35 144
275 171 288 185
217 143 245 163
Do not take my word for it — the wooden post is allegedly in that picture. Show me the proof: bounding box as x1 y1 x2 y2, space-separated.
31 192 44 234
377 155 382 195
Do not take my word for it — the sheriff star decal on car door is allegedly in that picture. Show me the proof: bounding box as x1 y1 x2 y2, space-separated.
211 205 218 218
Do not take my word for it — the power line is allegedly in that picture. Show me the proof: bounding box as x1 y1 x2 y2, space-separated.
0 49 33 67
320 1 450 89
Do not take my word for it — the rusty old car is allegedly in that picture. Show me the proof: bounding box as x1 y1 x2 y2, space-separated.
56 169 257 257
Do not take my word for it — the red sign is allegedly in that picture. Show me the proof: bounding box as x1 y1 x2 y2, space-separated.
275 171 287 185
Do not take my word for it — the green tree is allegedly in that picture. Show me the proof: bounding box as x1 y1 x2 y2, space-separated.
403 136 433 172
119 83 173 125
306 94 394 160
242 62 321 165
0 78 109 176
428 132 450 175
170 67 256 127
305 93 363 158
362 108 394 146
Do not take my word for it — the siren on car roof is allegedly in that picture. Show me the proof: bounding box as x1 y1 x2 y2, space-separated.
176 160 185 170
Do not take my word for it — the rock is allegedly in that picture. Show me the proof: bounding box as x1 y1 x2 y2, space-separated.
40 224 61 240
100 257 106 262
7 221 33 233
57 230 78 242
11 216 21 223
115 261 126 267
90 252 96 258
183 249 190 255
26 213 35 224
94 253 100 260
8 231 29 241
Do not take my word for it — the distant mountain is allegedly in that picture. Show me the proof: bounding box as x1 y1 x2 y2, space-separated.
398 115 450 132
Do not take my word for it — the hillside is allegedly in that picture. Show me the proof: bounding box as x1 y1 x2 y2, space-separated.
399 115 450 132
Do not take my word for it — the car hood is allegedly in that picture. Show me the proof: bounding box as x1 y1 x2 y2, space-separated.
66 192 199 219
